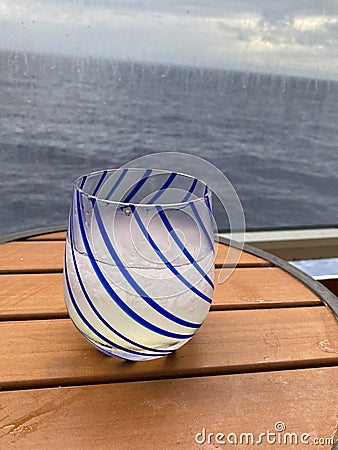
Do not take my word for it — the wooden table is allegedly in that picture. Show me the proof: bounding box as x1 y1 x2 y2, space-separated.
0 230 338 449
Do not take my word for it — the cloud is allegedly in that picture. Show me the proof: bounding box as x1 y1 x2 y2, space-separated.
1 0 338 79
212 7 338 78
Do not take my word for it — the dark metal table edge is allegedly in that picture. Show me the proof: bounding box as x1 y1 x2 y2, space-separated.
0 225 67 244
217 235 338 319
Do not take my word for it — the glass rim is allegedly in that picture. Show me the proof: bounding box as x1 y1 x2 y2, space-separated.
73 167 211 208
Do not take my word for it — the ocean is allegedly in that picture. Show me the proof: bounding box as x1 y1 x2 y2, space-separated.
1 50 338 236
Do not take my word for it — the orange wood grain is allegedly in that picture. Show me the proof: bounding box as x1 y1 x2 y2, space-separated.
26 232 272 269
1 232 336 450
215 243 271 267
1 307 337 390
0 241 65 273
0 273 67 320
0 240 270 274
0 267 321 320
0 367 337 449
213 267 321 309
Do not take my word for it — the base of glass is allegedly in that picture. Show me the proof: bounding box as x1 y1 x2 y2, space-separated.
89 338 170 361
75 324 187 361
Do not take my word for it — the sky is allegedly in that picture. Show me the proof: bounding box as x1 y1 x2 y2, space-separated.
291 258 338 277
1 0 338 79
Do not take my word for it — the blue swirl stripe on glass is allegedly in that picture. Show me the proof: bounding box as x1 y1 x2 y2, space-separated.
146 172 177 204
105 168 128 200
190 202 214 251
79 175 87 189
76 189 195 339
91 199 201 329
64 168 216 360
181 178 198 203
64 262 170 358
122 168 152 203
179 181 214 251
67 206 171 355
203 185 212 212
130 205 212 304
156 206 214 289
92 170 108 197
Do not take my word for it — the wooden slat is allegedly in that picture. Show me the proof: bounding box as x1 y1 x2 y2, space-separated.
213 267 321 309
0 241 270 275
1 307 337 390
24 233 273 269
0 267 322 320
26 231 67 241
0 274 67 320
215 243 271 267
0 241 64 273
0 367 337 449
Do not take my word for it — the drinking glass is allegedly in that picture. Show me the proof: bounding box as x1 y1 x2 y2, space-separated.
63 168 215 360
